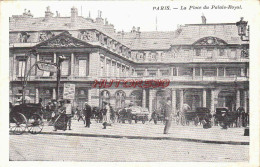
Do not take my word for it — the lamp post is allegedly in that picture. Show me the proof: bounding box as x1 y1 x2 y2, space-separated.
55 55 66 101
236 17 249 41
236 17 249 136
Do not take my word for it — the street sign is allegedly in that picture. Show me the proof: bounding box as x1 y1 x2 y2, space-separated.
63 83 75 99
36 62 57 72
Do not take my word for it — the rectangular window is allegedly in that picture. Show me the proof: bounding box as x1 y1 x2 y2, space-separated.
207 49 213 58
137 72 143 76
18 60 26 77
218 67 224 76
219 49 225 56
61 60 69 76
226 67 240 76
230 49 236 58
195 49 201 56
172 67 177 76
148 72 156 76
42 59 51 77
79 60 87 77
161 70 169 76
241 68 245 77
195 67 200 76
203 68 216 76
180 67 192 76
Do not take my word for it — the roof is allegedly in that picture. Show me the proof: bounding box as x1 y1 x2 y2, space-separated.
118 23 248 50
171 23 247 45
10 13 248 50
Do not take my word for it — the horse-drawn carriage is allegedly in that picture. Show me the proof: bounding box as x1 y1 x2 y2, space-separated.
180 107 212 126
9 103 44 134
118 106 149 124
213 107 241 128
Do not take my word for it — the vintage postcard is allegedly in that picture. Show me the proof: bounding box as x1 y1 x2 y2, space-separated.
0 0 259 166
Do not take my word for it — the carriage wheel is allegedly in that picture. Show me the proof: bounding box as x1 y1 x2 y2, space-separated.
9 112 27 135
27 114 44 134
194 116 199 126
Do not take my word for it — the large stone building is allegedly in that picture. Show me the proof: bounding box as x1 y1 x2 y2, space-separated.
9 7 249 113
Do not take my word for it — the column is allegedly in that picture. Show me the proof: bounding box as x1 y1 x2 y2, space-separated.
179 89 184 111
200 67 203 76
145 68 148 76
211 89 215 113
36 53 40 75
53 53 56 63
170 67 173 76
244 90 248 113
216 67 219 76
236 89 240 109
171 89 176 114
176 67 179 76
157 68 160 77
35 88 39 103
71 53 74 76
149 89 155 112
52 88 56 100
203 89 207 107
223 67 226 77
142 89 146 108
88 89 92 104
193 67 196 78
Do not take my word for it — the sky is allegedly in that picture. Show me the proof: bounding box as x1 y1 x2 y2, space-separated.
5 1 252 32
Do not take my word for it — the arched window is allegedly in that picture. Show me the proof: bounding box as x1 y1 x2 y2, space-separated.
130 90 142 106
115 90 126 110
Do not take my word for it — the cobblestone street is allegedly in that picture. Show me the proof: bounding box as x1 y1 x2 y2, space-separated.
9 120 249 161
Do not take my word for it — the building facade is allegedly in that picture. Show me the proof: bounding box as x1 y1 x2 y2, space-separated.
9 7 249 113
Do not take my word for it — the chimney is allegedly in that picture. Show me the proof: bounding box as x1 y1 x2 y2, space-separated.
96 10 104 26
201 14 206 24
131 26 136 33
136 27 141 38
45 6 53 19
71 7 78 25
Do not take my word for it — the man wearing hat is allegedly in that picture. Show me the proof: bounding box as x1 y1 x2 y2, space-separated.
83 101 92 127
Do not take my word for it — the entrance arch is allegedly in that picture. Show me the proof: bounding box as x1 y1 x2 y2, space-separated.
217 90 236 111
100 90 110 108
155 89 171 111
130 90 142 106
115 90 126 110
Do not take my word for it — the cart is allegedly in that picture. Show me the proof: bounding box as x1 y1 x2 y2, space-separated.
180 107 211 126
9 103 44 134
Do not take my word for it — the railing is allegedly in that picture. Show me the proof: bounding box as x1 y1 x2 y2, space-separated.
11 75 249 82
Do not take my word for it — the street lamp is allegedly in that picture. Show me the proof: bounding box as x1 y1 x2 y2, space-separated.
22 49 38 104
236 17 249 41
56 55 67 101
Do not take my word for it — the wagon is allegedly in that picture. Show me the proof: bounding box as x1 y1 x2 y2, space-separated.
9 103 44 134
213 107 239 128
118 106 149 124
180 107 211 126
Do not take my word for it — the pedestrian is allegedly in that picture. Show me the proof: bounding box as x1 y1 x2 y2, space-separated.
163 99 172 134
53 100 67 131
76 106 85 123
102 102 112 129
64 100 73 130
83 102 92 127
46 101 52 121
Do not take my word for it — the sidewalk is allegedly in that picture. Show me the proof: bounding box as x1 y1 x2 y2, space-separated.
40 119 249 145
